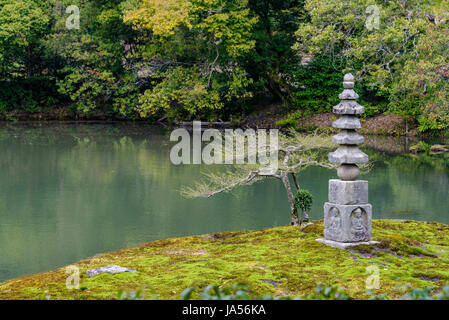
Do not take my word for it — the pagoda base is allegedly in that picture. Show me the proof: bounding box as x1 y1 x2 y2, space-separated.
315 238 380 249
324 202 372 242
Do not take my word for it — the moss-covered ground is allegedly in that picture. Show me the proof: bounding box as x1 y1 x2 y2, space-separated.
1 219 449 300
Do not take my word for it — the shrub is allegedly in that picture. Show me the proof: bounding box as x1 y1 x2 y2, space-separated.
294 189 313 213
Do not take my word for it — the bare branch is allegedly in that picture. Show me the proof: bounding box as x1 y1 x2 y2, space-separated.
181 131 341 199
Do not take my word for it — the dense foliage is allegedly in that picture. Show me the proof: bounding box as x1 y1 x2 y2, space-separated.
295 0 449 132
117 282 449 300
0 0 447 131
294 189 313 213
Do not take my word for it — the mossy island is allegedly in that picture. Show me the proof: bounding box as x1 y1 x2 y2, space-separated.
1 219 449 300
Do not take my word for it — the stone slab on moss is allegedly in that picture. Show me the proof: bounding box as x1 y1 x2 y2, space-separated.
86 265 137 277
316 238 380 249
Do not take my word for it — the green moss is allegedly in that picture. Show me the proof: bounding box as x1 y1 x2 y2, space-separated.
1 219 449 300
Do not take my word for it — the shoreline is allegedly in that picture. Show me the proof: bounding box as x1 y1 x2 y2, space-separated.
0 117 446 138
1 219 449 300
0 113 446 139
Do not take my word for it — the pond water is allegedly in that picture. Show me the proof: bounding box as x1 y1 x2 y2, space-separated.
0 123 448 283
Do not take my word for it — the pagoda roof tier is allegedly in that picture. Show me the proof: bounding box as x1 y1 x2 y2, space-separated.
329 146 369 164
338 89 359 100
332 115 361 129
332 130 365 145
333 100 364 115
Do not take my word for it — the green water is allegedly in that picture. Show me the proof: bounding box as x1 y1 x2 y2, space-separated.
0 123 448 283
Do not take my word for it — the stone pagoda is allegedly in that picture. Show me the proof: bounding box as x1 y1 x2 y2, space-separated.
317 73 378 249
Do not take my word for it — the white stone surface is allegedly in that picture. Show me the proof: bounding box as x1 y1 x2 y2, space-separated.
316 238 380 249
328 179 368 204
86 265 137 277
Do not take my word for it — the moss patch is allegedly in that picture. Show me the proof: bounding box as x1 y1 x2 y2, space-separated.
1 219 449 300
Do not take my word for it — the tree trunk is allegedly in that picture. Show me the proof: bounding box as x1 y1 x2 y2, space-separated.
301 209 310 223
291 172 300 190
281 173 299 226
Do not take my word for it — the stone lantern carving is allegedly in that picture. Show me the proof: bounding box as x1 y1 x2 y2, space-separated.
317 74 378 249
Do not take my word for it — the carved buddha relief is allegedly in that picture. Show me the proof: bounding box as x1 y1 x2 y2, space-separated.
350 208 368 241
326 207 341 238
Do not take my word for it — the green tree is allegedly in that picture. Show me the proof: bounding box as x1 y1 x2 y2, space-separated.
244 0 306 103
294 0 449 132
46 0 140 116
389 23 449 132
0 0 51 78
123 0 258 120
0 0 54 112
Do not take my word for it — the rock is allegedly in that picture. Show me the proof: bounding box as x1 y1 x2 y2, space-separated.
409 143 449 154
86 265 137 277
430 144 449 154
409 141 429 153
